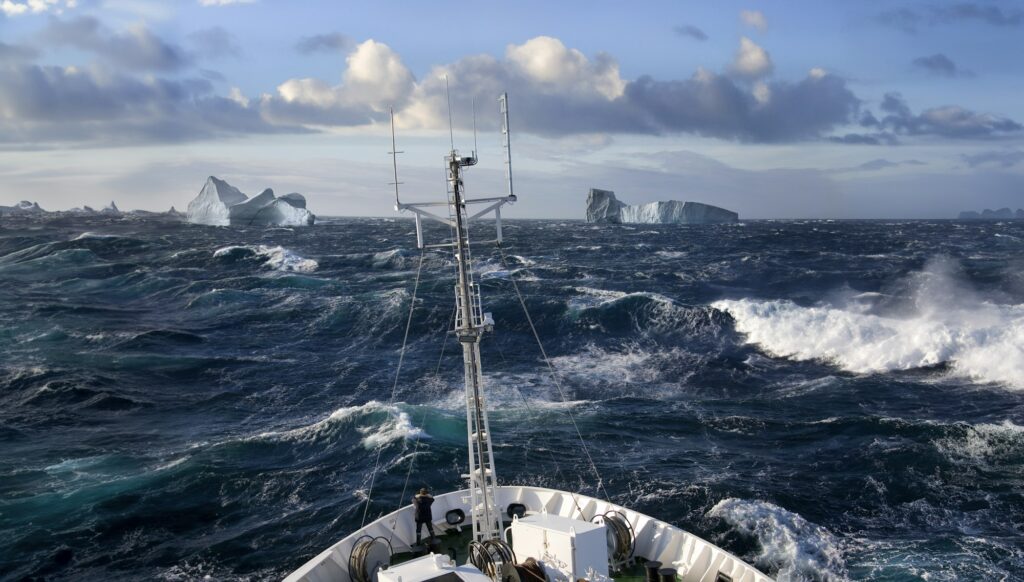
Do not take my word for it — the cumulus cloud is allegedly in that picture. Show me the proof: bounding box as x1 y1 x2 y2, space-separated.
911 53 973 77
673 24 708 41
0 63 301 146
263 39 415 126
877 92 1021 138
295 32 351 54
962 149 1024 168
730 37 773 78
1 0 76 17
2 28 1018 148
877 3 1023 33
740 9 768 31
40 16 191 72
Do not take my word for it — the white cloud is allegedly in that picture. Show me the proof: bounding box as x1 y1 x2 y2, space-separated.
740 9 767 31
1 0 75 16
753 81 771 104
506 36 625 99
730 37 773 78
265 39 415 126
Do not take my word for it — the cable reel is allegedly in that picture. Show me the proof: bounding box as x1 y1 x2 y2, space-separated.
349 535 393 582
469 539 517 581
592 510 635 570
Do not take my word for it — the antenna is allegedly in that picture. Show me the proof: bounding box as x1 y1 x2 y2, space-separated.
500 93 515 201
472 97 478 158
388 107 404 209
445 75 455 151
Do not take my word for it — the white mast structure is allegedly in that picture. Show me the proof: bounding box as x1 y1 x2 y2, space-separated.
390 93 517 543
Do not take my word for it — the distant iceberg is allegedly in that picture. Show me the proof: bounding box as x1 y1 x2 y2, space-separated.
586 188 738 224
186 176 316 226
958 208 1024 220
0 201 46 215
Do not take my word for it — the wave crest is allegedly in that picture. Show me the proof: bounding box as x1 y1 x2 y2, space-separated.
708 498 846 582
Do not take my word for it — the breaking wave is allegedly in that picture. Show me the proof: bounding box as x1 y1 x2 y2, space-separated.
213 245 318 272
709 498 847 582
714 259 1024 388
251 401 429 448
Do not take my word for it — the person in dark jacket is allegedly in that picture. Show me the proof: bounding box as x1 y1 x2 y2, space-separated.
412 487 435 545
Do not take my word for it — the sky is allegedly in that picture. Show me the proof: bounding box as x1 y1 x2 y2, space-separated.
1 0 1023 218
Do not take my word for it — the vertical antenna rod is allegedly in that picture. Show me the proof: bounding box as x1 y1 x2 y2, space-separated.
445 75 455 151
388 107 403 209
500 93 515 200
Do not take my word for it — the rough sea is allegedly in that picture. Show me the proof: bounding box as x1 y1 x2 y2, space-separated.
1 216 1022 582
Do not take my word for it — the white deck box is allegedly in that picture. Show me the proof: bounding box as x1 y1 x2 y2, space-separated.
509 513 609 582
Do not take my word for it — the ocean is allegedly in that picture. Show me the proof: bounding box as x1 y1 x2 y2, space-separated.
0 217 1021 581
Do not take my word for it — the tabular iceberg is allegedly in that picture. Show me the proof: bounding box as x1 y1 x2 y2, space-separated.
585 189 738 224
186 177 315 226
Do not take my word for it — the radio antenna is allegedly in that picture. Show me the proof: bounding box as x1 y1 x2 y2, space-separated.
388 106 403 208
445 75 455 151
472 97 478 158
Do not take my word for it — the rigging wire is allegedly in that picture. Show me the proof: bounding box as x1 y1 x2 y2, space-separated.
388 302 457 545
497 244 611 503
491 339 588 518
361 250 426 527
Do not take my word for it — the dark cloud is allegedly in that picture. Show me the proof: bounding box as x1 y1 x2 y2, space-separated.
962 149 1024 167
40 16 192 72
877 3 1023 33
295 33 351 54
0 64 305 147
911 53 973 77
626 71 860 142
672 24 708 41
874 92 1021 138
0 41 39 62
188 27 242 59
829 133 891 145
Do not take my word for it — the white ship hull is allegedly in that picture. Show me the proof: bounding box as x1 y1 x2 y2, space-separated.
285 486 773 582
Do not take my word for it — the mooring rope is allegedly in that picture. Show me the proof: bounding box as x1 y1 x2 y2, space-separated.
497 244 610 503
361 250 425 527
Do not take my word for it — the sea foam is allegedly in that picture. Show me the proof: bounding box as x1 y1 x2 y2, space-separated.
213 245 318 272
714 259 1024 388
708 498 846 582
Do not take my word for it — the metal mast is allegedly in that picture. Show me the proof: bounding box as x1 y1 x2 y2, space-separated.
391 94 517 543
446 150 502 543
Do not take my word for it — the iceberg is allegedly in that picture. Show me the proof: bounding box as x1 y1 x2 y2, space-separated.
0 200 46 215
186 177 315 226
585 189 738 224
958 208 1024 220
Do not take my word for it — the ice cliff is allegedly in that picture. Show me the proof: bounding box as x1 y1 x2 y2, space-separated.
186 177 315 226
586 189 738 224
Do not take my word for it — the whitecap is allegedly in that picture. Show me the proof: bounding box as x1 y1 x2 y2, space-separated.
213 244 318 272
708 498 847 582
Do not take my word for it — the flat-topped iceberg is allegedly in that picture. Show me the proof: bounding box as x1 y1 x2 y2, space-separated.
586 188 738 224
186 177 316 226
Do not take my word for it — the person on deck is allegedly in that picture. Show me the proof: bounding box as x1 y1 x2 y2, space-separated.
413 487 435 545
